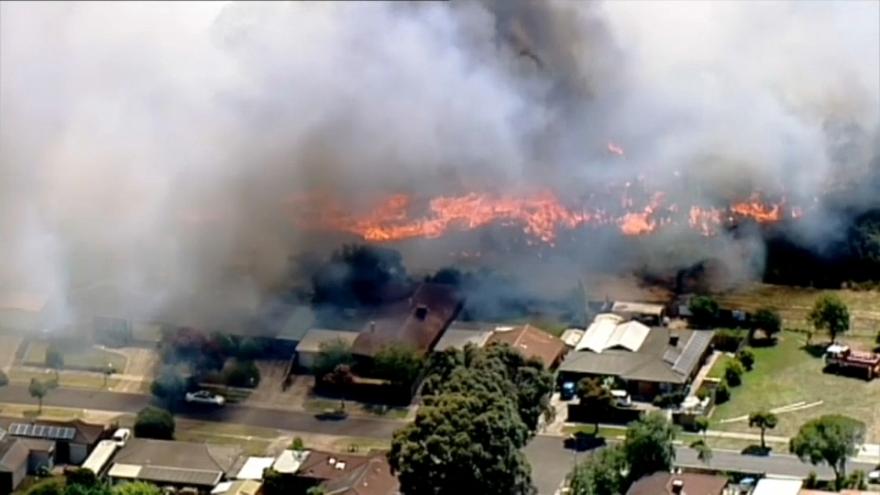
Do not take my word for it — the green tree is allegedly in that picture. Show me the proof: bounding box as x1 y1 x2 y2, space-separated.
388 392 534 495
689 296 719 328
714 380 730 403
66 467 100 487
111 483 162 495
291 436 305 451
753 307 782 339
373 344 425 389
568 445 627 495
748 410 778 450
45 344 64 378
808 294 850 343
25 479 64 495
324 364 354 410
261 469 293 495
134 406 175 440
790 414 866 489
312 339 355 380
223 359 261 388
724 359 745 386
690 438 713 465
576 377 613 434
29 378 50 414
150 366 188 410
736 348 755 371
623 412 676 482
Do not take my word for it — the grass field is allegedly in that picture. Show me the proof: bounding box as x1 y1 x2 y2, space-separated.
173 420 282 455
710 331 880 440
23 341 127 372
8 368 121 390
717 283 880 344
707 354 734 380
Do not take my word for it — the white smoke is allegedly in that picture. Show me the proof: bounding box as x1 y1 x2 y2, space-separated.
1 1 877 325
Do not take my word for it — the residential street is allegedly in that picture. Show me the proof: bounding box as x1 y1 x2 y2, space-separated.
0 384 403 439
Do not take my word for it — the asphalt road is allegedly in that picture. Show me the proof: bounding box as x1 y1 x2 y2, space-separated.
0 384 403 439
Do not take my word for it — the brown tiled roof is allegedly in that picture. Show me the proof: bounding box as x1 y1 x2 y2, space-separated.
627 472 727 495
352 283 462 358
297 451 399 495
486 324 567 367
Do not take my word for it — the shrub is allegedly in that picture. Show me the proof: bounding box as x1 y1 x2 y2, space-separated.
134 406 175 440
689 296 720 328
713 329 747 352
724 360 746 386
652 390 686 408
736 348 755 371
752 307 781 337
846 470 868 490
714 380 730 404
804 471 819 488
695 386 711 401
224 359 261 388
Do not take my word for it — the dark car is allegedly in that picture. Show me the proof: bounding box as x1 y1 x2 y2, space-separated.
560 382 576 401
564 431 606 451
315 408 349 421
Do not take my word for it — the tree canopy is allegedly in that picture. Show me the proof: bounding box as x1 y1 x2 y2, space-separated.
748 410 778 450
389 344 553 495
134 406 175 440
312 339 355 380
790 414 865 488
808 294 850 343
312 244 408 308
388 392 533 495
688 296 719 328
372 344 425 389
753 307 781 337
576 377 613 433
568 445 628 495
623 412 676 482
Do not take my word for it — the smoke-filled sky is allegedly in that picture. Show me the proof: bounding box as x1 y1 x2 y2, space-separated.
1 1 878 325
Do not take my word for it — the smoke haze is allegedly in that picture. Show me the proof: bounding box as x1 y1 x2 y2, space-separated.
1 1 878 326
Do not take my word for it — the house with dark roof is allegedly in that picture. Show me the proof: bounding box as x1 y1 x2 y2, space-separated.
352 283 462 358
0 417 109 465
106 438 244 493
558 314 715 400
626 472 727 495
276 449 399 495
486 324 568 369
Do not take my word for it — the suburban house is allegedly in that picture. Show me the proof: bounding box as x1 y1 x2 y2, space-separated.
0 418 109 465
0 434 55 493
351 283 463 359
486 324 568 369
212 479 263 495
753 477 803 495
273 449 399 495
106 438 244 493
626 472 728 495
295 328 360 370
557 314 715 399
609 301 666 326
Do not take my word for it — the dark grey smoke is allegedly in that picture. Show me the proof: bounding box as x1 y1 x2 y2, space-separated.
1 1 877 327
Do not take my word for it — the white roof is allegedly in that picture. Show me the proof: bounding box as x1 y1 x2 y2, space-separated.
272 449 310 474
212 482 233 494
611 301 665 316
826 344 849 354
752 477 802 495
82 440 118 474
576 314 649 353
235 457 275 480
108 463 142 478
560 329 585 347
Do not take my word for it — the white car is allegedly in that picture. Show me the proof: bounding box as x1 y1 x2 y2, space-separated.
112 428 131 446
185 391 226 406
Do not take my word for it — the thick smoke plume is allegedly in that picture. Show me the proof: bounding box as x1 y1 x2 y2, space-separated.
1 1 878 327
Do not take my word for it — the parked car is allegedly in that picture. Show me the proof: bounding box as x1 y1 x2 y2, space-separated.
185 390 226 406
315 408 349 421
112 428 131 447
564 431 606 451
611 389 632 408
868 469 880 484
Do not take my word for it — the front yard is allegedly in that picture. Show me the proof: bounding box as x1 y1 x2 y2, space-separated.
709 331 880 440
23 341 127 372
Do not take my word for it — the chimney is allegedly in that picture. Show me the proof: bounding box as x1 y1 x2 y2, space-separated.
671 479 684 494
669 333 680 347
414 305 428 321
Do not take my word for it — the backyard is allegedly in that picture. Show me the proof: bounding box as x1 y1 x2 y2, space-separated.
709 330 880 440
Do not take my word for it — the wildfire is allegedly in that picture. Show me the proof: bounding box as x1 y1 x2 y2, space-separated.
291 189 801 245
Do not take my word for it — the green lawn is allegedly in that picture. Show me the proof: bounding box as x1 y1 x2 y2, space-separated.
710 331 880 439
707 354 733 380
23 341 127 372
8 368 121 390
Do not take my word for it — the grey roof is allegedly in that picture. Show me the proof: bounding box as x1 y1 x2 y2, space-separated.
112 438 243 474
0 438 30 471
134 465 223 487
434 328 493 351
559 328 715 384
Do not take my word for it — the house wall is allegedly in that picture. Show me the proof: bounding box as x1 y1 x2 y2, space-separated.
297 351 318 371
27 450 54 473
69 443 88 465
